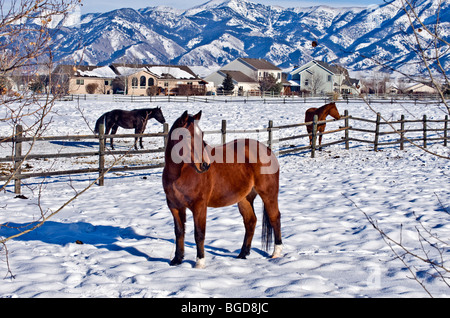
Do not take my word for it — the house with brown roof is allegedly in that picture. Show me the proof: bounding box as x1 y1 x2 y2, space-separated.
204 58 284 95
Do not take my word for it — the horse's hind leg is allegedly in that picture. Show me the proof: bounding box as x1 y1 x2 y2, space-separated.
110 125 119 150
256 185 282 258
136 121 146 149
237 190 257 259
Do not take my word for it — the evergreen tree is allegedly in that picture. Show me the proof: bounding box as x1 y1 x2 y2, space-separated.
222 73 234 95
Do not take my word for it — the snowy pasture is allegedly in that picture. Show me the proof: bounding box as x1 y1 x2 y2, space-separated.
0 96 449 298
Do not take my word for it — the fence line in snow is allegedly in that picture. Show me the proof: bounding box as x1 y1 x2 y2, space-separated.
1 111 449 193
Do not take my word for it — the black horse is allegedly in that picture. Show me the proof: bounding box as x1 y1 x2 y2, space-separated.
94 107 166 150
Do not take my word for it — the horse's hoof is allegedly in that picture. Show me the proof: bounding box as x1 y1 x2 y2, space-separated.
195 257 206 269
170 258 182 266
271 244 283 259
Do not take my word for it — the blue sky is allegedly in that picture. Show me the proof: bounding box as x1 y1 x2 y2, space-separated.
81 0 385 14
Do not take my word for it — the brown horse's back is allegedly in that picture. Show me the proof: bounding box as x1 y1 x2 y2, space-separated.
305 107 318 122
305 107 318 132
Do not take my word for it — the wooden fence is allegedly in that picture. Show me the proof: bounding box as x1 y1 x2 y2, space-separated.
1 111 449 194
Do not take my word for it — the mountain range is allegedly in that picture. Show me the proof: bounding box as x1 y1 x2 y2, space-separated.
50 0 449 76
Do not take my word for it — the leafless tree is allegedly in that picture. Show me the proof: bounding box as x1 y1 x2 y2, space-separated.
0 0 81 277
354 0 450 296
310 72 325 96
365 0 449 113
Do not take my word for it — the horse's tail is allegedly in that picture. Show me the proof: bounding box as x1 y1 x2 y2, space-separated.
262 206 274 252
94 113 106 134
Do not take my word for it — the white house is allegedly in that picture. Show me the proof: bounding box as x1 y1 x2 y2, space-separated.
204 58 283 95
405 82 437 94
289 60 360 96
204 70 260 95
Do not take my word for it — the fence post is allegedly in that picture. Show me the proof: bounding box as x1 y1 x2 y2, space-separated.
268 120 273 149
98 123 105 186
374 112 381 151
344 110 349 150
221 119 227 144
423 115 427 148
311 114 318 158
444 115 448 147
163 123 169 149
14 125 23 194
400 114 405 151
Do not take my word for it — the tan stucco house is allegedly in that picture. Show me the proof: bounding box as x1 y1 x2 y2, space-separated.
52 65 116 95
53 64 206 96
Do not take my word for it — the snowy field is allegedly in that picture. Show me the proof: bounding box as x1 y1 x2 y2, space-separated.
1 96 449 298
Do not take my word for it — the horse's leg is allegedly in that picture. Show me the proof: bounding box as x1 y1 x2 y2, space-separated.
307 126 312 146
256 185 283 258
263 199 283 258
318 125 324 150
192 203 208 269
110 125 119 150
139 120 148 149
169 206 186 266
133 128 139 150
237 190 257 259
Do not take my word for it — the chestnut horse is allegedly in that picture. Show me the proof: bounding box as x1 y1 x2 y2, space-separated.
162 110 282 268
94 107 165 150
305 102 341 147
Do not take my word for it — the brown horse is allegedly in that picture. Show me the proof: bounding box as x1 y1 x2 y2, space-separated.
305 102 341 147
94 107 165 150
162 110 282 268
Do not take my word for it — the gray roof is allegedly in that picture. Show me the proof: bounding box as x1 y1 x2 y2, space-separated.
219 70 257 83
239 58 281 71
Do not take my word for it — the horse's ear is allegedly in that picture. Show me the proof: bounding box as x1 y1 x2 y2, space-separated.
193 111 202 121
180 110 189 125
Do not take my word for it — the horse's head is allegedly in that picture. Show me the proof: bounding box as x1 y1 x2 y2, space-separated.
152 107 166 124
168 110 211 173
329 102 341 120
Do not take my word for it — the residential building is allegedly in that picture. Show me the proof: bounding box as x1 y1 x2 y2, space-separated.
52 65 116 95
52 64 205 96
405 82 437 94
204 70 260 95
204 58 285 95
289 60 361 96
110 64 206 96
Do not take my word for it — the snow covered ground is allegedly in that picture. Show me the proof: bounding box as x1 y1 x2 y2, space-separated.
1 96 449 298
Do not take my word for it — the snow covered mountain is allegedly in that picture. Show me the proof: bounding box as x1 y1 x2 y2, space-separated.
51 0 449 75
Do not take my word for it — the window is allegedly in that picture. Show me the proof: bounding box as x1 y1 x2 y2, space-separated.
328 75 332 82
148 78 154 86
140 76 146 88
76 79 84 85
105 80 111 86
132 77 138 88
304 79 309 86
164 82 169 87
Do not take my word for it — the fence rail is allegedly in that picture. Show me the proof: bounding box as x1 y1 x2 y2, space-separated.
1 111 449 193
63 93 450 106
